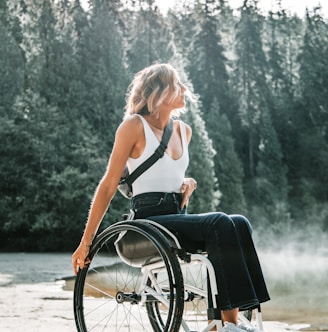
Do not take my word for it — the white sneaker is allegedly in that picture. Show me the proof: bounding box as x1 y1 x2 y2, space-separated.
223 322 246 332
238 322 261 332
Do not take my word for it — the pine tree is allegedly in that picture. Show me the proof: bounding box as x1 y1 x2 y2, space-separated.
256 107 288 208
0 1 26 246
265 8 303 156
298 7 328 133
0 89 62 243
78 0 129 145
186 0 232 118
264 5 306 221
182 101 222 213
233 0 269 179
167 0 196 54
125 0 175 71
208 98 246 213
0 0 25 111
0 0 131 248
233 0 289 219
179 0 244 211
264 7 295 214
65 0 132 224
2 0 328 249
292 7 328 210
172 55 221 212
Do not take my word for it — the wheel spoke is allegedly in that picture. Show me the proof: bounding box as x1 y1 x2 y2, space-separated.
74 222 184 331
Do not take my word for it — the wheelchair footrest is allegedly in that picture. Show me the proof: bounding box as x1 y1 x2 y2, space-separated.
207 308 221 320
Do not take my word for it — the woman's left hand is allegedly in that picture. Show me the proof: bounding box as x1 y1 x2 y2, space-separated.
180 177 197 209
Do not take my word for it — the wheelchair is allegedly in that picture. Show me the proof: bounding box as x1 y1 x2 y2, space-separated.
73 217 264 332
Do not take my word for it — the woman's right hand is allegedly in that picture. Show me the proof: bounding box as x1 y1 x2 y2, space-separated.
72 242 91 275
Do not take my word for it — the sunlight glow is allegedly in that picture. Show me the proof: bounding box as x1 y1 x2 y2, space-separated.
80 0 327 18
155 0 328 17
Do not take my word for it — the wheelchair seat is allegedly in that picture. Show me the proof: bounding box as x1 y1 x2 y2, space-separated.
115 228 164 267
115 219 189 267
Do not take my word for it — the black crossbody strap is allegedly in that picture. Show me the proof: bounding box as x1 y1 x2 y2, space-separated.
124 118 174 185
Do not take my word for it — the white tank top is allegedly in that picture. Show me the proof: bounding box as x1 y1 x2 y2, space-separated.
127 115 189 196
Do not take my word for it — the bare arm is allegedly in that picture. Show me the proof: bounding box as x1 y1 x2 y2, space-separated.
72 117 142 274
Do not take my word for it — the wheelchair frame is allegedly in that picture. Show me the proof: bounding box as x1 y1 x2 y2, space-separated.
73 218 264 332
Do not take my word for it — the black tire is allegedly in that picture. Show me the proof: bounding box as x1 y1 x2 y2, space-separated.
74 221 184 332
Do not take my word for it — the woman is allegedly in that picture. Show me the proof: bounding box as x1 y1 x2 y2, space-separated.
72 63 270 332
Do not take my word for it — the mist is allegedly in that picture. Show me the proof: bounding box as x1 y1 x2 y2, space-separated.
254 225 328 328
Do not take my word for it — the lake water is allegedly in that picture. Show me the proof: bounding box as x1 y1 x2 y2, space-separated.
0 249 327 330
259 249 328 328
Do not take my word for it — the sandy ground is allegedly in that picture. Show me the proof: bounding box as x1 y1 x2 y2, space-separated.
0 280 75 331
0 280 316 332
0 253 75 331
0 252 327 332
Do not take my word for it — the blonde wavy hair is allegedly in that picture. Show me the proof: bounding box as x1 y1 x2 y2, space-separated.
124 63 192 119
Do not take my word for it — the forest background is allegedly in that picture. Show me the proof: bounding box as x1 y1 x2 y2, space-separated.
0 0 327 251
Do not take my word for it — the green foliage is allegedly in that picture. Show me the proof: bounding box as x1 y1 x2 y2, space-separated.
125 1 175 71
173 55 221 212
0 0 327 250
255 107 288 208
182 101 221 213
186 0 232 118
178 0 243 213
290 8 328 211
233 2 269 179
0 18 24 110
208 99 246 213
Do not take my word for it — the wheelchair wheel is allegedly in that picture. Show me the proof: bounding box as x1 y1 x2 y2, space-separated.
74 221 184 332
